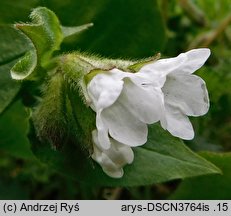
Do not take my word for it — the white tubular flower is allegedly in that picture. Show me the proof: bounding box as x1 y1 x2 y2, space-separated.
91 130 134 178
139 48 210 140
87 68 164 150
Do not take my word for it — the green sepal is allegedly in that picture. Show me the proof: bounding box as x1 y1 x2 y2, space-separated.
128 53 161 72
32 52 97 152
11 7 63 80
84 68 108 85
32 69 95 153
57 53 96 152
67 85 95 153
32 73 68 149
58 53 96 105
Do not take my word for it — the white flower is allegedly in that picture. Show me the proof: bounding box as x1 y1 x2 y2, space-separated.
87 68 164 150
139 48 210 140
91 130 134 178
87 68 164 177
86 48 210 178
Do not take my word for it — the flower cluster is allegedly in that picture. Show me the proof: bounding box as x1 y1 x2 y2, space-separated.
87 48 210 178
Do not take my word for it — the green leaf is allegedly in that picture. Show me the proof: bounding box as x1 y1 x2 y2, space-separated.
32 124 220 186
11 7 63 80
1 0 167 58
0 0 39 24
0 61 21 114
0 26 32 110
16 7 63 62
0 100 34 159
11 50 37 80
62 23 94 39
0 25 31 65
170 152 231 199
50 0 166 58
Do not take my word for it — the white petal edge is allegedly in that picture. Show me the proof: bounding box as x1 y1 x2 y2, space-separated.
87 71 125 149
162 74 209 116
101 98 148 147
95 111 111 149
87 72 124 111
139 48 210 78
177 48 211 75
139 52 187 78
92 146 124 178
119 78 165 124
91 130 134 178
161 104 194 140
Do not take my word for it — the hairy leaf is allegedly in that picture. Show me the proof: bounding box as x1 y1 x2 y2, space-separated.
11 7 63 80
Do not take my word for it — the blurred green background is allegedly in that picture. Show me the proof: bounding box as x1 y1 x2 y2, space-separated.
0 0 231 199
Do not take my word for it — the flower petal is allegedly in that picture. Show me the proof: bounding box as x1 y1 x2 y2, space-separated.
175 48 211 75
102 99 148 147
109 138 134 165
109 68 128 79
140 52 187 77
139 48 210 77
91 130 134 178
163 74 209 116
92 146 124 178
161 104 194 140
87 72 124 111
120 78 164 124
95 111 111 149
129 70 166 88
